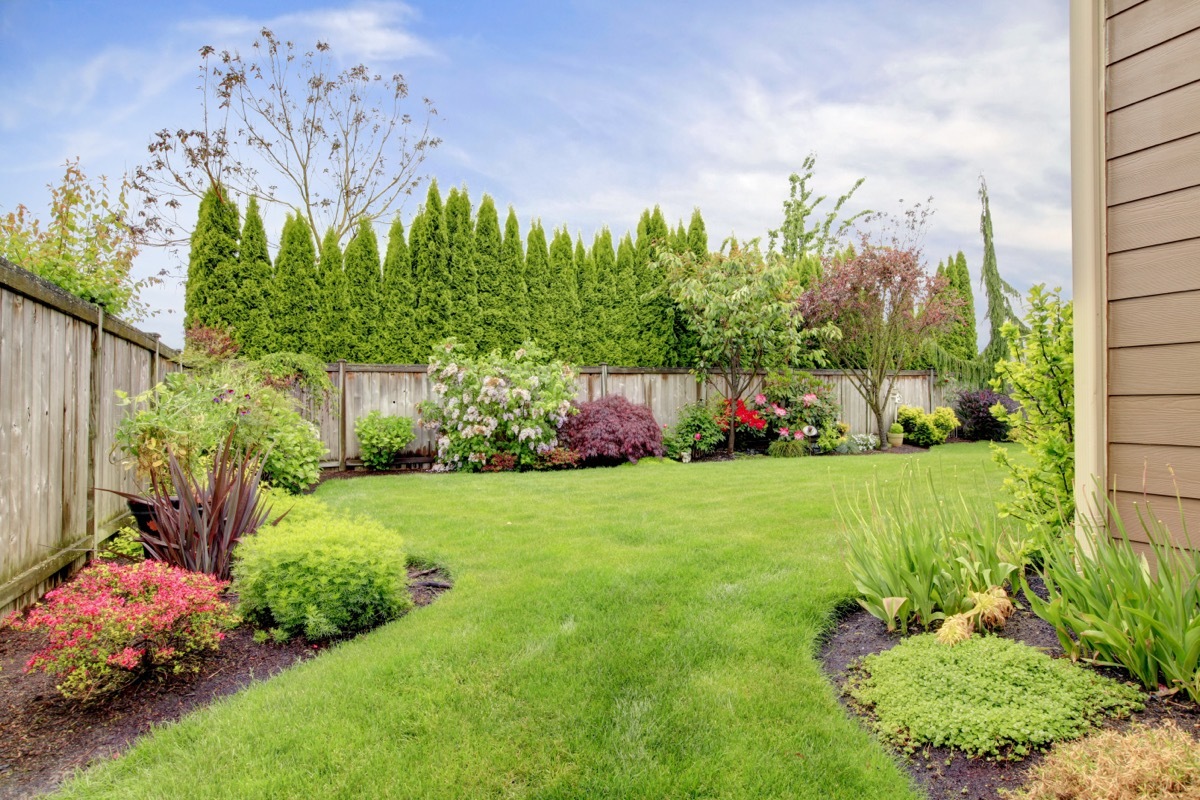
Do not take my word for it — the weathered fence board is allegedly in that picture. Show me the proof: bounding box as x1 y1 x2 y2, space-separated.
0 258 181 614
316 363 945 467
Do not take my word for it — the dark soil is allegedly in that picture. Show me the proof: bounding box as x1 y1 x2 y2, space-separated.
0 565 451 800
820 573 1200 800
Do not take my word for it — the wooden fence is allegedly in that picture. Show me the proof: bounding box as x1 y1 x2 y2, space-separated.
0 258 181 614
315 362 945 468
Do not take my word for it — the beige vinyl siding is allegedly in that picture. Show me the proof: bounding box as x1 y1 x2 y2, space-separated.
1104 0 1200 544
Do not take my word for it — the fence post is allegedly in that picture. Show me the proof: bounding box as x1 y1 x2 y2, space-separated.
86 308 104 552
600 363 608 398
928 368 935 412
337 360 348 471
151 334 161 384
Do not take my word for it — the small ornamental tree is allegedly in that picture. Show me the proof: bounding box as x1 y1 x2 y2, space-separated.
661 239 824 454
560 395 664 466
991 286 1074 537
797 226 958 445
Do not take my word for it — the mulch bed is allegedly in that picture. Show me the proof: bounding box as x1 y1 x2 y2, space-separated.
819 574 1200 800
0 565 451 800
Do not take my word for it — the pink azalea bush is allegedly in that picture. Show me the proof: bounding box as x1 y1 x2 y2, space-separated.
2 561 235 700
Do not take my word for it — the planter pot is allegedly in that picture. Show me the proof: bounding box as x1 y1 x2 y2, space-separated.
126 496 180 537
680 451 692 463
887 433 904 448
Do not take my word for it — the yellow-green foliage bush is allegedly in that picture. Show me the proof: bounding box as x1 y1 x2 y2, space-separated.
896 405 959 447
233 498 411 640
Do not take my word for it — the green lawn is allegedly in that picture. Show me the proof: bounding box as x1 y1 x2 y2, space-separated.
58 442 1005 799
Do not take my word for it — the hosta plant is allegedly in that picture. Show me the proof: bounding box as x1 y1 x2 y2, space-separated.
2 561 235 701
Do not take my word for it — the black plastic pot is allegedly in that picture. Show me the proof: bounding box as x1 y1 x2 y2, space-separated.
126 496 180 536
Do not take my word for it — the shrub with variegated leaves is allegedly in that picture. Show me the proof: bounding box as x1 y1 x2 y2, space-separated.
418 341 577 471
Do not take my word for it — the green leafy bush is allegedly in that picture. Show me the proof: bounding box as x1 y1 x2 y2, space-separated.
848 635 1143 759
418 342 577 471
895 405 958 447
354 412 416 469
663 401 725 459
1027 496 1200 703
842 469 1027 632
233 499 411 640
114 360 324 493
991 286 1074 536
888 422 903 435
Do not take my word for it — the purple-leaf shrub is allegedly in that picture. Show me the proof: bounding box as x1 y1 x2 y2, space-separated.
560 395 664 466
955 389 1019 441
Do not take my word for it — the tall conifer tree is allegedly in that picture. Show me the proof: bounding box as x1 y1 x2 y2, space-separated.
498 208 529 350
591 228 618 364
686 208 708 260
271 214 320 354
633 206 673 366
445 187 479 350
185 185 240 331
412 181 452 357
381 216 415 362
473 195 506 355
343 219 384 362
574 234 598 363
524 220 553 348
234 197 275 356
613 233 639 365
547 227 581 360
317 227 352 361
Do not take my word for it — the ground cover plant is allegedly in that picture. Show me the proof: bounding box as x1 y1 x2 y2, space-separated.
1012 723 1200 800
847 634 1143 760
50 442 1005 799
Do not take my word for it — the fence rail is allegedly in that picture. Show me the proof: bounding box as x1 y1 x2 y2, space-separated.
0 258 182 614
315 362 945 468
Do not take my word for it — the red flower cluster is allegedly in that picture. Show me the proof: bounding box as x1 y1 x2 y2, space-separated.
718 399 767 432
2 561 236 700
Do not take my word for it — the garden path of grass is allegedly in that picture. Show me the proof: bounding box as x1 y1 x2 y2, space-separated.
57 443 1004 800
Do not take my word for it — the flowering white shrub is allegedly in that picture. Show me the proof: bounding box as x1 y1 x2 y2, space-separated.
418 341 578 471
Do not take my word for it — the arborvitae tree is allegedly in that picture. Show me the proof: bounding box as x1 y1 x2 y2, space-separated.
940 251 977 361
234 196 275 356
271 214 320 354
591 228 618 363
343 218 384 362
612 232 639 365
445 186 479 350
546 227 581 360
574 234 598 363
686 208 708 260
634 206 674 366
412 181 451 358
316 227 352 361
185 185 240 331
381 216 416 362
524 220 553 348
495 207 529 351
472 195 506 355
670 222 688 253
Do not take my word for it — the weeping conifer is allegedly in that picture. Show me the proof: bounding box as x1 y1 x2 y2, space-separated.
234 197 275 356
185 185 240 332
343 219 384 362
271 214 320 354
382 216 416 362
445 187 479 351
412 181 451 358
316 227 352 361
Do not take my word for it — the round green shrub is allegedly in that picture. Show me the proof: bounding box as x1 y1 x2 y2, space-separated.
354 411 417 470
233 503 412 641
848 634 1143 759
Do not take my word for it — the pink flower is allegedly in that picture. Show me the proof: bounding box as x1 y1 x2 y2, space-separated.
794 431 804 440
754 393 767 406
772 404 787 417
803 393 818 407
693 432 702 441
779 427 790 438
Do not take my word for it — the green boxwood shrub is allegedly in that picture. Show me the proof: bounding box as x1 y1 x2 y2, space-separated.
896 405 958 447
848 634 1143 759
233 500 412 640
355 411 417 470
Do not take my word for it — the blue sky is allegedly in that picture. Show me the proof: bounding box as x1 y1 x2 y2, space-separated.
0 1 1070 349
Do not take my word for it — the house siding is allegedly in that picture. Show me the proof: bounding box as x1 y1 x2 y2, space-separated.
1103 0 1200 548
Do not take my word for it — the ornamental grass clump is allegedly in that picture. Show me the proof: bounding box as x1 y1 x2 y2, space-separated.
841 467 1027 632
1011 723 1200 800
233 499 411 641
848 635 1143 759
418 341 577 471
1027 492 1200 703
2 561 236 701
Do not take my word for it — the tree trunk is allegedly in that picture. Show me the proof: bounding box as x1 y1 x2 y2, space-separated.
727 416 736 455
875 405 887 450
